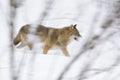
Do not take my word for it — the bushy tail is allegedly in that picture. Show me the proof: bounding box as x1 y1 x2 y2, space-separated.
13 32 21 45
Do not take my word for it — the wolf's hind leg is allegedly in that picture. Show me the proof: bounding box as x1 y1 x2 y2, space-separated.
28 43 33 50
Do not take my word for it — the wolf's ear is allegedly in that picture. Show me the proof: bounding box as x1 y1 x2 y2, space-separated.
73 24 77 27
71 24 77 29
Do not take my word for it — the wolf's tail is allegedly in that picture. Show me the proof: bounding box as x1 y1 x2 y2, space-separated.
13 32 21 46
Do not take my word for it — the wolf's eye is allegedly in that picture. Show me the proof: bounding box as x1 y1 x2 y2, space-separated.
74 37 77 40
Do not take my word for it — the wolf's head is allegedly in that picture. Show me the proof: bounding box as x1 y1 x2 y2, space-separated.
69 24 81 41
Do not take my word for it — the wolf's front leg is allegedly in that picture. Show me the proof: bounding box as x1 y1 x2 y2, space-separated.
61 47 70 57
43 45 51 55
